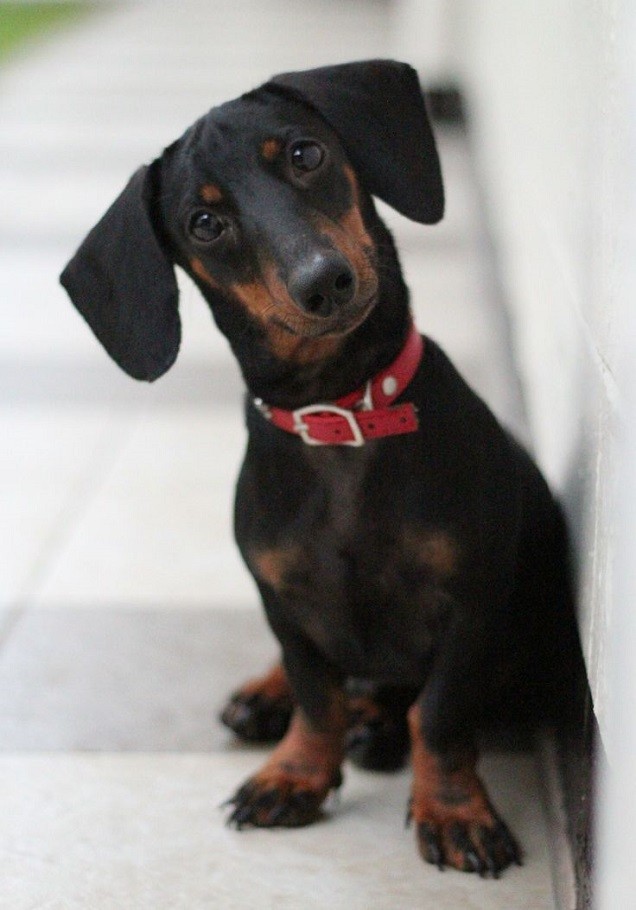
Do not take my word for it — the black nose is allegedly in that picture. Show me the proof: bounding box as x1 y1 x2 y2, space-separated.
288 252 356 317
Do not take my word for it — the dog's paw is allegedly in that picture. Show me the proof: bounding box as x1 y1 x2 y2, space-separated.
407 800 522 877
220 690 293 743
219 664 294 743
225 766 343 829
345 695 410 772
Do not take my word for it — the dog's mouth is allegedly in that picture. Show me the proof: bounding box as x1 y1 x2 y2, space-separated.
270 293 378 340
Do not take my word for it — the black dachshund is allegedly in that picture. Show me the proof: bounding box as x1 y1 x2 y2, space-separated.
61 60 575 877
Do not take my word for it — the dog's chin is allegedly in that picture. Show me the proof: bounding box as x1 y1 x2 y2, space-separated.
274 296 377 340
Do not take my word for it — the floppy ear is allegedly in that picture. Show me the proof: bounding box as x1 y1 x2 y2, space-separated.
265 60 444 224
60 163 180 381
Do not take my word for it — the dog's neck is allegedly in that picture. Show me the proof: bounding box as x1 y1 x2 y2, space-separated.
203 214 413 410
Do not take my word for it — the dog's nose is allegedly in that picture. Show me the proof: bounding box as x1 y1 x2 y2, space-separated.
288 252 356 317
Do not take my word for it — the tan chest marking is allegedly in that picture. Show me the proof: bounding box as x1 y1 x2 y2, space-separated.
251 546 302 591
402 529 460 579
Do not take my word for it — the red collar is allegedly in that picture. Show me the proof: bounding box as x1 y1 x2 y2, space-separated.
253 322 423 446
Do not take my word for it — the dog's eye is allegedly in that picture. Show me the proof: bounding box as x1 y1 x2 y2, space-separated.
290 141 324 173
189 211 224 243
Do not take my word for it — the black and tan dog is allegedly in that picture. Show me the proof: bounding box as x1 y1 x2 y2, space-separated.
61 61 575 877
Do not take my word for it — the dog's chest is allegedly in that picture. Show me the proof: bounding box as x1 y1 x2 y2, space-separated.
247 446 453 681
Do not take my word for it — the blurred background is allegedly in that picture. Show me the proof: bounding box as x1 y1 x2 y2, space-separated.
1 2 633 908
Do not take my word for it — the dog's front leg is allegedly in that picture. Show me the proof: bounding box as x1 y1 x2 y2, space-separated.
226 627 346 829
406 633 523 876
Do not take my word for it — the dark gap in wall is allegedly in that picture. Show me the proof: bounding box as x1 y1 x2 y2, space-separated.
557 654 599 910
425 83 466 127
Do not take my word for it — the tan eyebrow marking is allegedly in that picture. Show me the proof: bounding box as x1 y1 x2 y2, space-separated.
261 138 282 161
200 183 223 203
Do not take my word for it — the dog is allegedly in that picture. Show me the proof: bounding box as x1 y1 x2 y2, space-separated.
60 60 576 877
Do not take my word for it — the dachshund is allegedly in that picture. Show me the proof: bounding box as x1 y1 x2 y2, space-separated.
61 60 576 877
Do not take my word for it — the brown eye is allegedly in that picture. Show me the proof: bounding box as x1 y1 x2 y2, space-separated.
290 141 324 173
189 211 224 243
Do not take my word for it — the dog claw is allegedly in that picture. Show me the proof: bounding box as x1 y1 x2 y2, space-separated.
483 848 500 880
227 803 255 830
223 774 336 829
266 802 291 826
405 799 413 829
418 822 444 870
466 846 487 876
482 821 523 869
449 822 485 876
414 814 521 876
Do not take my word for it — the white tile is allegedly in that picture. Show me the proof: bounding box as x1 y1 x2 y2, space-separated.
1 248 127 361
0 607 277 750
0 409 136 608
0 0 390 125
0 169 152 244
0 751 555 910
32 409 256 609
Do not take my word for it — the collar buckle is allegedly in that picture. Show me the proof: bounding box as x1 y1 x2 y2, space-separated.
292 403 365 447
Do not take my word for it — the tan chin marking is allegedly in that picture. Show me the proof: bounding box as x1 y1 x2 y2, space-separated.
232 271 345 365
268 330 345 365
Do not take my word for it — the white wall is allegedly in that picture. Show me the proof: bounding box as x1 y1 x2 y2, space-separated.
456 0 628 749
389 0 458 82
596 7 636 907
390 0 634 899
391 0 626 746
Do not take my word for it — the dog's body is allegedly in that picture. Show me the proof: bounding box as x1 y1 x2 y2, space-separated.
61 61 575 877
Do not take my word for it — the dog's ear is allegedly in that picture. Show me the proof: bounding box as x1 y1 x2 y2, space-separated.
265 60 444 224
60 163 180 381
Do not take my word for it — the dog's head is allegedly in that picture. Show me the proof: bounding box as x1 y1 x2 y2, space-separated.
61 60 443 381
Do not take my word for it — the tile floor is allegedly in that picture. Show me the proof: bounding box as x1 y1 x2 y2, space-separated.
1 1 556 907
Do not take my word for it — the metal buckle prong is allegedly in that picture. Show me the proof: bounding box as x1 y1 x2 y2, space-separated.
357 379 374 412
292 403 365 447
